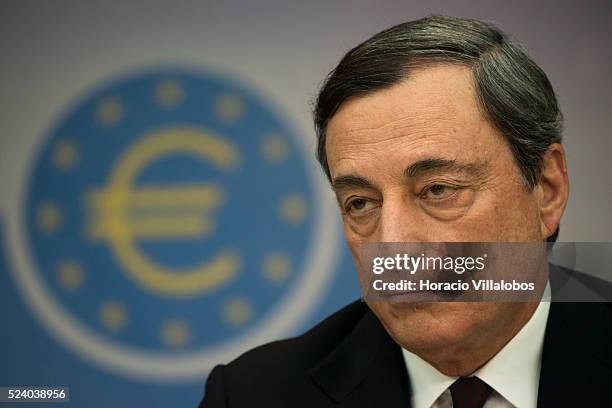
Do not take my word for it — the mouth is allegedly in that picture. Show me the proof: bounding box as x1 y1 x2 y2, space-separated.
375 289 437 302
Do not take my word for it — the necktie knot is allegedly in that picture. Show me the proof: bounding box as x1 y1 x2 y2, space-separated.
449 376 493 408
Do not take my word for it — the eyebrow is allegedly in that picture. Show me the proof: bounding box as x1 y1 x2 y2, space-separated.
331 174 376 191
331 158 487 192
404 158 487 178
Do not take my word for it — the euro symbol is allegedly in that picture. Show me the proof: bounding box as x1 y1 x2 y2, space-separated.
86 128 242 297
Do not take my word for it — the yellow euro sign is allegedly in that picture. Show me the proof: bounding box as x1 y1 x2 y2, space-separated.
86 128 242 298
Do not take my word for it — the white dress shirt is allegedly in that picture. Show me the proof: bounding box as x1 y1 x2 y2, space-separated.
402 298 551 408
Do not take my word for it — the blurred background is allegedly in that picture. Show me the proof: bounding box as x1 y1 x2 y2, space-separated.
0 1 611 406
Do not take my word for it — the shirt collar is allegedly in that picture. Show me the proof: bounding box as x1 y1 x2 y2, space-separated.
402 298 551 408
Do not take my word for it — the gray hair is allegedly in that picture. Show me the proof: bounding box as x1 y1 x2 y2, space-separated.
313 15 563 241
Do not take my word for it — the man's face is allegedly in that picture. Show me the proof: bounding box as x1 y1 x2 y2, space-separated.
325 64 546 371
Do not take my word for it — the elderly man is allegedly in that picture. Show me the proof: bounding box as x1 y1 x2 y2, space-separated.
201 15 612 407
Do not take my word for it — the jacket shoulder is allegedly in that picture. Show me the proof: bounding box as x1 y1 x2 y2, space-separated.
554 301 612 364
227 299 368 373
204 300 369 407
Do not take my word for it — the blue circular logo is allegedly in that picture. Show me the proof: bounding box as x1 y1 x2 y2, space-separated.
12 69 339 379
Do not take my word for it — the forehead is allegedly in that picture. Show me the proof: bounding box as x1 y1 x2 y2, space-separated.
325 64 498 177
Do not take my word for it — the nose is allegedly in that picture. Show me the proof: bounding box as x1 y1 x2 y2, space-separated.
377 192 429 242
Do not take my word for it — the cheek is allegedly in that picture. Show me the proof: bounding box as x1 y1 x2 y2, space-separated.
490 192 541 240
345 226 370 281
449 186 541 241
344 224 363 254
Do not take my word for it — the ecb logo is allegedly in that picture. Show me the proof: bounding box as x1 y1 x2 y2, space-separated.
6 69 339 380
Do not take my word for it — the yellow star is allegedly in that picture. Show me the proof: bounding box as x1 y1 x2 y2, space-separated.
222 298 252 327
95 96 123 126
99 300 128 333
215 94 244 122
160 319 191 348
279 194 308 226
155 80 184 109
52 139 79 171
57 260 84 292
260 134 289 164
36 202 62 234
262 252 291 284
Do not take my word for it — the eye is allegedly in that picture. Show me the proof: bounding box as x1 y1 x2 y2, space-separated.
418 182 475 221
345 197 378 215
420 184 458 201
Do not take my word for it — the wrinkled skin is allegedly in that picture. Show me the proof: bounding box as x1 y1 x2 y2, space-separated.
325 64 569 375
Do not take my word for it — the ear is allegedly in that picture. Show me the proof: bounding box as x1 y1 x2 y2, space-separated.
537 143 569 240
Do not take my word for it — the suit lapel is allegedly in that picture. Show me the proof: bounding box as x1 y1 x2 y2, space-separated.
310 306 412 407
358 321 412 407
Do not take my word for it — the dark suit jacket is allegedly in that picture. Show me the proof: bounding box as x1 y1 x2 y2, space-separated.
200 269 612 407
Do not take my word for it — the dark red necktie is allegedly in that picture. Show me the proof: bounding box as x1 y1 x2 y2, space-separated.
449 376 493 408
